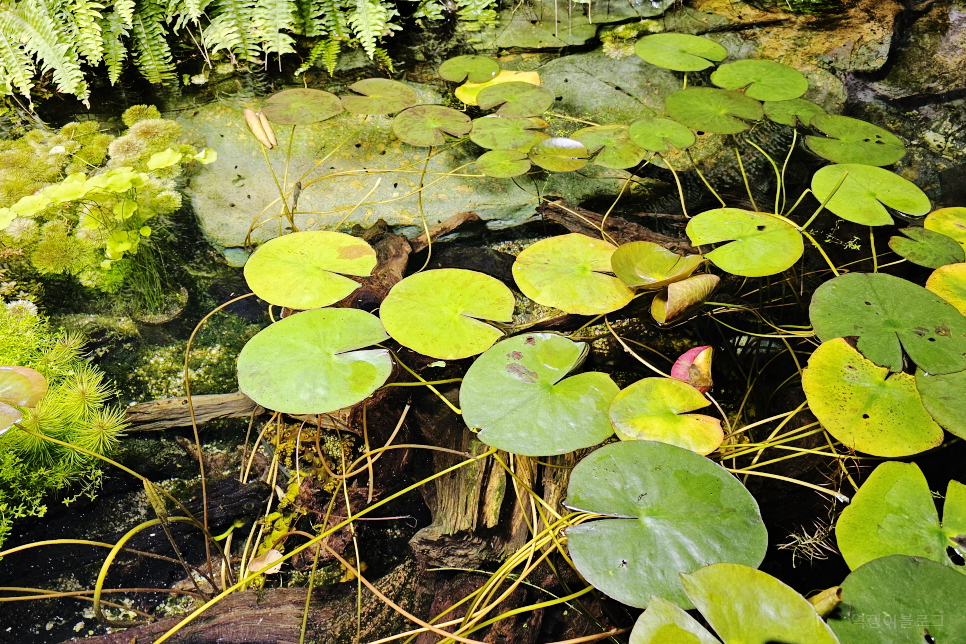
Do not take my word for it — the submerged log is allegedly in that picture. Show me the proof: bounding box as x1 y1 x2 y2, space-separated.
125 392 262 431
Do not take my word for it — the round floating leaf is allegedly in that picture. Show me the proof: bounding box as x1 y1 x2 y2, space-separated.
380 269 514 360
565 441 768 609
0 365 47 408
710 59 808 101
261 88 343 125
475 149 531 178
634 33 727 72
609 377 722 455
630 596 719 644
571 125 648 170
801 338 943 457
611 241 703 289
651 274 720 325
916 366 966 439
438 55 500 83
686 208 803 277
528 137 590 172
392 105 472 147
806 115 905 166
888 227 965 268
681 564 840 644
925 206 966 251
477 82 554 118
512 234 634 315
461 333 618 456
828 555 966 644
836 462 966 573
0 403 21 434
340 79 418 115
455 70 541 106
926 262 966 316
812 164 931 226
665 88 763 135
469 115 549 152
763 97 826 126
237 308 392 414
809 272 966 375
244 231 377 309
628 117 696 152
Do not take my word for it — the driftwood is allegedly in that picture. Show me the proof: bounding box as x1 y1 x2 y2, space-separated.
410 211 483 253
125 392 262 431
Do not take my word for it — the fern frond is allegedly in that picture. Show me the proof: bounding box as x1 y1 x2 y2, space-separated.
347 0 393 59
372 46 393 73
130 0 175 84
168 0 213 31
100 11 128 84
203 0 259 63
296 36 339 75
252 0 295 59
61 0 106 65
0 28 35 98
110 0 134 26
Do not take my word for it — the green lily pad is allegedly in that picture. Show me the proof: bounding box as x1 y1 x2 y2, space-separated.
681 563 840 644
243 231 377 310
926 262 966 316
763 97 826 126
454 70 541 106
888 227 965 268
565 440 768 609
392 105 472 147
685 208 803 277
611 241 703 289
812 164 931 226
835 462 965 573
469 115 549 152
806 115 905 166
261 88 343 125
460 333 618 456
0 365 47 408
340 78 418 115
915 366 966 440
512 234 634 315
634 33 728 72
237 308 392 414
630 596 719 644
710 59 808 101
476 82 554 118
571 125 648 170
380 268 514 360
924 207 966 251
438 55 500 83
665 88 763 135
609 377 722 455
809 272 966 375
528 137 590 172
828 555 966 644
801 338 944 457
651 274 720 325
628 117 696 153
475 149 532 178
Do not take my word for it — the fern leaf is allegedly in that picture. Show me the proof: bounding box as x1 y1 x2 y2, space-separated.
347 0 392 59
111 0 134 26
0 28 35 99
100 11 128 84
62 0 106 66
130 0 175 84
252 0 295 58
203 0 259 63
372 46 393 73
168 0 213 31
295 36 339 75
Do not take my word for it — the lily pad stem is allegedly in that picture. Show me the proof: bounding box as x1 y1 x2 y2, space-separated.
687 149 726 207
800 170 849 231
733 136 758 212
656 153 689 218
605 317 671 378
743 137 782 215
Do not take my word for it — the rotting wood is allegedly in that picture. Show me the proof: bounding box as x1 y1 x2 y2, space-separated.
125 392 262 431
410 211 483 253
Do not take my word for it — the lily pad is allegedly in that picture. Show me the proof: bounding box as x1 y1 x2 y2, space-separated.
243 231 377 310
261 88 343 125
630 596 719 644
835 462 965 573
801 338 944 457
528 137 590 172
477 82 554 118
455 70 541 106
634 33 727 72
651 274 720 325
888 227 965 268
611 241 703 289
811 164 931 226
475 149 532 178
763 97 826 126
438 55 500 83
379 269 514 360
686 208 803 277
681 564 840 644
665 88 763 135
671 346 713 393
340 79 418 115
628 118 696 153
469 115 549 152
565 440 768 609
926 262 966 315
392 105 472 147
915 366 966 439
237 308 392 414
609 377 723 455
710 59 808 101
0 365 47 408
807 115 905 166
460 333 618 456
809 272 966 375
827 555 966 644
571 125 648 170
924 206 966 251
512 234 634 315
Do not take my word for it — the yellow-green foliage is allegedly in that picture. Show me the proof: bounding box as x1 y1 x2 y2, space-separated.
0 305 126 551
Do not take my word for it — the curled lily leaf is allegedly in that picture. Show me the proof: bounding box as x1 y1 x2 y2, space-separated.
258 112 277 148
244 109 274 149
670 346 713 393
